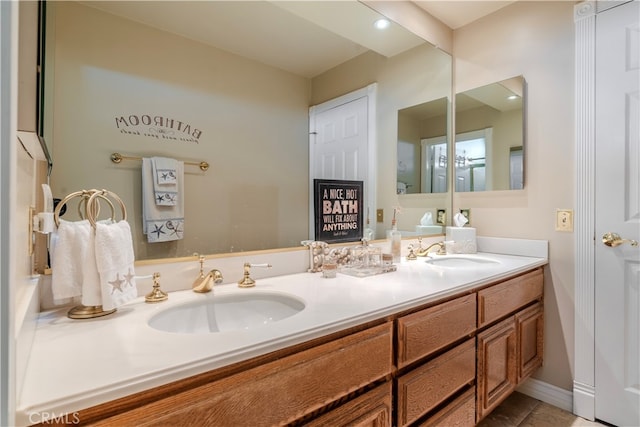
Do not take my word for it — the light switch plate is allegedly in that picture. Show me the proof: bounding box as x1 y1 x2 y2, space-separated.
556 209 574 232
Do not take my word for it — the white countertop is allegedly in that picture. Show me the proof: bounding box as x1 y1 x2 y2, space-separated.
17 249 547 425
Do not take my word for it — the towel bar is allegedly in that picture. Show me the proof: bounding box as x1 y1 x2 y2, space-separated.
110 152 209 171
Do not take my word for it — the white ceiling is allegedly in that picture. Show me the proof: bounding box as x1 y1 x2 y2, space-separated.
413 1 517 30
79 1 514 78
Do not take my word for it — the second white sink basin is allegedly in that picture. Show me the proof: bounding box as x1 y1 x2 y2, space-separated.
148 291 305 334
424 254 500 268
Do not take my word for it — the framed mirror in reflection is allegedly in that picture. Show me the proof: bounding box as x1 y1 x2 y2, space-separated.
454 76 526 192
43 1 452 260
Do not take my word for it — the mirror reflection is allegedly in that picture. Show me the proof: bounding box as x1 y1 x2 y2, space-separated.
44 1 452 260
454 76 525 192
397 97 448 195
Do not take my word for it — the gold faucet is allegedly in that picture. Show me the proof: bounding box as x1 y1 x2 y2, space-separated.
192 255 224 293
238 262 272 288
415 240 446 257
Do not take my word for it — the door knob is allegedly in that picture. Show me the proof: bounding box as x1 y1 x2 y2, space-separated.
602 232 638 247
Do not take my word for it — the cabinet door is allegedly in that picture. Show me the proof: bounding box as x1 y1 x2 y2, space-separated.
516 303 543 382
476 317 517 422
304 382 392 427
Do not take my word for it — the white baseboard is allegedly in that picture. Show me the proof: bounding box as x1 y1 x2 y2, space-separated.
516 377 573 413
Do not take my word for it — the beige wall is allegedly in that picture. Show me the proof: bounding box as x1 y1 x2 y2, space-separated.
453 1 576 390
49 2 310 260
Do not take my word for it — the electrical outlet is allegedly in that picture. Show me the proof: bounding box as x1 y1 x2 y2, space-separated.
376 209 384 223
556 209 574 232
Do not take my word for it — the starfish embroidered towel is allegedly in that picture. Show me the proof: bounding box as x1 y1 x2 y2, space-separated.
142 157 185 243
95 220 137 310
152 157 178 206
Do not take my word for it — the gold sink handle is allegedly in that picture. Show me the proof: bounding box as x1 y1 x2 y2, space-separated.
602 232 638 248
238 263 272 288
145 272 168 303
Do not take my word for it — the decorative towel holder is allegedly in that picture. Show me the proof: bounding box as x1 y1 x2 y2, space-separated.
54 189 128 319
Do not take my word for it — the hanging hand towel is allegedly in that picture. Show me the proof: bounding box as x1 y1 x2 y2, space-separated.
51 219 92 302
81 223 104 307
95 220 138 310
142 157 184 243
152 157 178 206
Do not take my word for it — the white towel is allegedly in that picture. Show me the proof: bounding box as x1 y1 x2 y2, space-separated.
81 226 103 307
51 219 92 302
152 157 178 206
95 220 138 310
142 157 184 243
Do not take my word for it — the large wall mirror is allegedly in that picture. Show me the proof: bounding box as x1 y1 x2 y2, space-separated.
44 1 452 260
454 76 526 192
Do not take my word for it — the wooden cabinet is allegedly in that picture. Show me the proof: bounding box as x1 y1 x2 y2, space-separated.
476 317 517 420
304 382 392 427
61 267 544 427
516 302 544 382
397 339 475 426
476 269 544 422
397 293 476 369
418 388 476 427
87 323 393 426
477 269 543 328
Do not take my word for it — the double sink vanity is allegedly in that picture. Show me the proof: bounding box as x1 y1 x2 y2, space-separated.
19 237 547 426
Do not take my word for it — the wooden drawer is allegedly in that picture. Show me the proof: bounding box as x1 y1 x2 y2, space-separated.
418 388 475 427
91 323 393 426
397 294 476 369
396 339 475 427
304 382 392 427
516 302 544 382
478 268 543 328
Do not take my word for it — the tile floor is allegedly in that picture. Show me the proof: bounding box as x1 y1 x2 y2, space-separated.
478 392 607 427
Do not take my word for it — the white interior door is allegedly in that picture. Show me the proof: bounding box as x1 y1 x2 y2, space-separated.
309 85 376 240
595 2 640 426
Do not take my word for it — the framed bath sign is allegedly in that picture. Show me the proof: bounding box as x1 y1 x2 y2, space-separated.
314 179 363 243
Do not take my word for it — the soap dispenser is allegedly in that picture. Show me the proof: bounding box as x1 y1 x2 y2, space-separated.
389 209 401 263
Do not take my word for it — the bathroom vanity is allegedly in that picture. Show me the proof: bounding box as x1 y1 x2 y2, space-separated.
19 243 546 426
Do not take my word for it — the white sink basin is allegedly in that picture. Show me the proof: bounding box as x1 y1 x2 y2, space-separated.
148 291 305 334
424 254 500 268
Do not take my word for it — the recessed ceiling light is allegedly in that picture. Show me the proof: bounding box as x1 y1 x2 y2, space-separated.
374 18 390 30
507 95 519 100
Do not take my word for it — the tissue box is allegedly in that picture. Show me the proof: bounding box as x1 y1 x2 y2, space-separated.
445 226 477 254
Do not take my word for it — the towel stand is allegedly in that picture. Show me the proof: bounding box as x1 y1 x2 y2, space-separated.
110 152 209 171
54 189 128 319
